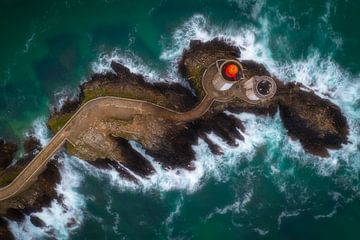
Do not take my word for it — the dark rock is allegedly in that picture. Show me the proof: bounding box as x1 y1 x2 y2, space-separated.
30 215 46 228
66 217 77 228
199 132 223 155
240 60 271 78
116 138 155 177
279 84 349 157
56 98 81 114
0 37 350 237
3 209 25 222
0 217 14 240
23 137 41 154
1 161 61 219
147 112 246 169
178 38 241 98
178 38 241 79
0 139 17 169
90 158 138 182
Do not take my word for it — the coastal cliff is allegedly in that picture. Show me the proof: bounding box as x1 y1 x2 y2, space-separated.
0 38 349 238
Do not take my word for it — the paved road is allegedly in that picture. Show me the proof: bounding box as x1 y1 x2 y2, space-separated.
0 61 246 201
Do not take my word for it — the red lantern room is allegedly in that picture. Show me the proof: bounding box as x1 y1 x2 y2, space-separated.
221 61 243 82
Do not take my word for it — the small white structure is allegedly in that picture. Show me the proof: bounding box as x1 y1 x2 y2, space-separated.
244 76 277 102
212 60 244 91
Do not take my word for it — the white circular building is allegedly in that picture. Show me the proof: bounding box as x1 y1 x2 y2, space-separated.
212 60 244 91
244 75 277 102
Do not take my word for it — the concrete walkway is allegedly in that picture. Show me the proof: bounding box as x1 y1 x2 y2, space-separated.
0 60 249 201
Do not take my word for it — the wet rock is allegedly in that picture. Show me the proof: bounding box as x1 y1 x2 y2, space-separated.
66 217 77 228
54 98 81 115
0 161 61 218
116 138 155 177
146 112 246 169
30 215 46 228
279 84 349 157
0 37 350 237
180 39 348 157
179 38 241 98
90 158 138 182
0 217 14 240
0 139 17 169
199 132 223 155
23 137 41 154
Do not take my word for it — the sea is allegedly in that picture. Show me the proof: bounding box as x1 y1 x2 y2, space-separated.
1 0 360 239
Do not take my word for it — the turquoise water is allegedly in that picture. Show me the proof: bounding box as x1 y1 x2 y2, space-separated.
1 0 360 239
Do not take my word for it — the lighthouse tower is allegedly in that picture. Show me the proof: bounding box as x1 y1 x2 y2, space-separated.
212 60 244 91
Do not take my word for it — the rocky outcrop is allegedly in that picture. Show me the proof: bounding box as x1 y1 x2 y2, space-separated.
0 38 349 236
46 38 349 172
0 217 14 240
0 140 17 170
278 83 349 157
179 38 241 99
0 138 61 239
178 39 349 157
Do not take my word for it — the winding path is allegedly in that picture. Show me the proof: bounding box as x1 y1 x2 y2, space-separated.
0 61 246 201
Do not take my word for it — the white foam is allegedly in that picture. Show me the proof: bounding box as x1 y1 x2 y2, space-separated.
160 14 274 69
51 87 80 112
277 210 301 228
26 118 51 147
161 13 360 177
23 33 36 54
228 0 266 20
8 153 85 239
69 112 282 197
254 228 269 236
7 11 360 236
164 196 184 226
91 49 178 84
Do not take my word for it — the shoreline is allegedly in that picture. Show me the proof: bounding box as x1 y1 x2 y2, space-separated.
0 38 349 239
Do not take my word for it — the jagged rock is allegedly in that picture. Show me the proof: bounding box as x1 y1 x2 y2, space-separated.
0 217 14 240
30 215 46 228
179 38 241 99
0 161 61 215
0 38 350 236
0 140 17 169
279 83 349 157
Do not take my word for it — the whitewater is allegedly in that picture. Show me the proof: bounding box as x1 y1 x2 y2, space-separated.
7 10 360 239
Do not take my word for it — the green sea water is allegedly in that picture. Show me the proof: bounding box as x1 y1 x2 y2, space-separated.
1 0 360 239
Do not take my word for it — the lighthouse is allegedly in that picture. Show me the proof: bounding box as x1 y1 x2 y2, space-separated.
243 75 277 102
212 60 244 91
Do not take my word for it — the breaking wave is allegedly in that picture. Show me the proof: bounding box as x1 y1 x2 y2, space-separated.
91 49 183 84
161 13 360 175
8 120 85 239
8 153 85 239
7 5 360 238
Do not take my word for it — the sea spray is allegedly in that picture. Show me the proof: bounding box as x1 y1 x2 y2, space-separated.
7 153 85 239
8 119 85 239
6 7 360 238
91 49 176 84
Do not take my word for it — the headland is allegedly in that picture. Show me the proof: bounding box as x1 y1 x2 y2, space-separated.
0 39 349 239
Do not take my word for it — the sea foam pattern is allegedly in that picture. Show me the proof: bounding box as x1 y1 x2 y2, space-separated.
8 7 360 238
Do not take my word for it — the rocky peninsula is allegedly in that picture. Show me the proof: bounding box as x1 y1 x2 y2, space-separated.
0 39 349 239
